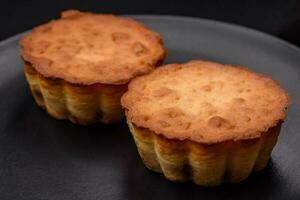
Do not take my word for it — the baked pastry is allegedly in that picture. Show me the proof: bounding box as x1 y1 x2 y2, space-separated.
121 60 289 186
20 10 165 124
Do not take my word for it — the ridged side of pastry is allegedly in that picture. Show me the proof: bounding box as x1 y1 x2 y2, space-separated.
128 120 281 186
24 62 127 124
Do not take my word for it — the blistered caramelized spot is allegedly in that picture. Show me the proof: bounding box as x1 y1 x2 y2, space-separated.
152 87 176 97
201 85 212 92
185 122 191 130
36 40 51 54
111 32 130 42
238 88 244 93
159 120 170 128
121 60 289 143
196 70 203 76
208 116 233 129
164 107 185 118
20 10 165 85
55 46 62 50
92 30 100 37
261 108 271 115
177 121 191 130
244 116 251 122
141 85 147 91
233 97 245 103
132 42 149 56
143 115 149 121
57 38 65 44
241 107 254 114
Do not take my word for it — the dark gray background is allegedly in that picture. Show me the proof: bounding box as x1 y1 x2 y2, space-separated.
1 0 300 46
0 16 300 200
1 1 300 200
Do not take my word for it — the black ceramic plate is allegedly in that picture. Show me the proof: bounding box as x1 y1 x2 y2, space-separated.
0 15 299 200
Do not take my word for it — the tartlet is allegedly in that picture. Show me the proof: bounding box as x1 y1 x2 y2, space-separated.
121 60 289 186
20 10 165 124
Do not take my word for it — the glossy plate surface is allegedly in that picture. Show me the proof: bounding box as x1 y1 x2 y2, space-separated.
0 15 299 200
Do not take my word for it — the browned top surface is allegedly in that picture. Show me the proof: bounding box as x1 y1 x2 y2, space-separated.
20 10 165 85
122 60 289 144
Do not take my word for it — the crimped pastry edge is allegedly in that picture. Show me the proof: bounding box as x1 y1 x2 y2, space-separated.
127 119 281 186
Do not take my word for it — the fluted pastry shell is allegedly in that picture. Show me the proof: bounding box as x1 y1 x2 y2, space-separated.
24 62 127 124
128 120 281 186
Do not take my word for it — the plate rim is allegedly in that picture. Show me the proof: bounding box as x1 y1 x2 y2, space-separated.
1 14 300 56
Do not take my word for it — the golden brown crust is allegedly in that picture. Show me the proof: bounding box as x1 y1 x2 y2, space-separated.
121 60 290 144
20 10 166 85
